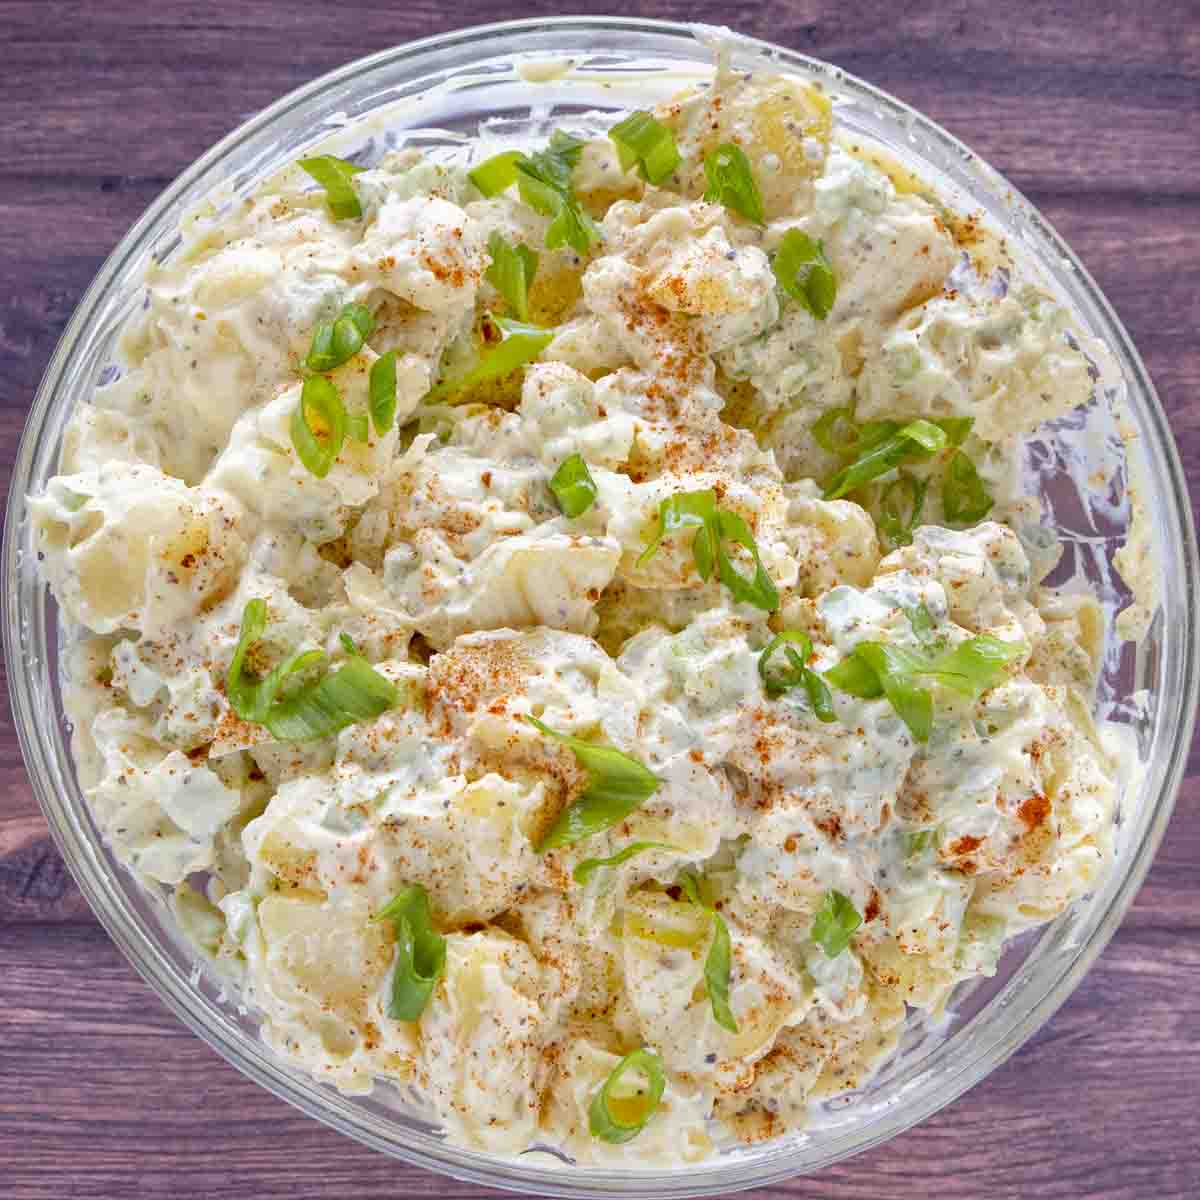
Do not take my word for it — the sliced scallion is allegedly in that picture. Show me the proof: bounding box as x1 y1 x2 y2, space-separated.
588 1048 666 1144
608 111 681 185
549 452 598 518
290 374 347 478
298 155 364 220
369 350 398 436
375 885 446 1021
425 315 554 403
305 302 374 373
773 230 836 320
485 232 538 322
526 716 660 852
702 143 764 224
811 889 862 958
678 870 738 1034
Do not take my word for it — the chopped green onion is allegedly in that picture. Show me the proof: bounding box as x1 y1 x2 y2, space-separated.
757 631 837 722
712 509 779 612
369 350 398 435
638 490 777 612
298 155 365 220
527 716 660 851
637 489 717 566
225 601 398 742
902 601 938 647
549 453 598 518
678 870 738 1034
920 634 1026 696
943 449 994 525
853 642 935 743
824 419 945 500
703 143 764 224
226 599 323 725
469 150 523 197
339 632 360 656
305 302 374 373
588 1048 666 1144
485 232 538 322
803 669 837 723
514 132 599 255
608 111 680 185
573 841 679 885
290 374 346 478
900 418 949 453
937 417 975 447
425 315 554 403
823 655 883 698
825 634 1023 743
773 230 836 320
877 471 929 549
528 130 586 189
263 652 397 742
811 889 862 958
546 201 599 255
375 885 446 1021
758 631 812 697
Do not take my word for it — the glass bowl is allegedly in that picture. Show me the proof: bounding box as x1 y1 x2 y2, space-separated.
4 16 1196 1198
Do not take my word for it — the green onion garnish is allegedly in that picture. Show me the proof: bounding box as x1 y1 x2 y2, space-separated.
757 632 836 721
549 453 598 518
298 154 365 220
702 142 764 225
469 150 523 197
589 1048 667 1144
918 633 1026 696
810 889 862 958
678 870 738 1034
226 599 322 725
374 885 446 1021
942 449 994 525
369 350 398 436
514 131 600 255
526 716 660 851
812 406 860 457
573 841 679 885
290 375 347 478
902 601 938 647
773 230 837 320
817 411 974 501
608 111 681 185
485 232 538 322
305 302 374 373
823 418 951 500
225 600 398 742
425 315 554 404
877 471 929 549
850 642 935 742
825 634 1024 743
638 489 778 612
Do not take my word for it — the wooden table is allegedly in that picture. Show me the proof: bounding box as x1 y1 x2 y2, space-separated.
2 3 1197 1196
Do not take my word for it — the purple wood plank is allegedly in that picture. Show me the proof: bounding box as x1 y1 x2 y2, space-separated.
1 2 1198 1197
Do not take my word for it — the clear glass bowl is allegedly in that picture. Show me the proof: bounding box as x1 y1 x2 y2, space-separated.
4 17 1197 1198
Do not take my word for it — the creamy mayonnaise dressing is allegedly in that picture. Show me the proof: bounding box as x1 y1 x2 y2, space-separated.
32 52 1147 1163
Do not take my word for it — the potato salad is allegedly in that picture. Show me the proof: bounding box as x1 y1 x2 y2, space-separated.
33 56 1133 1163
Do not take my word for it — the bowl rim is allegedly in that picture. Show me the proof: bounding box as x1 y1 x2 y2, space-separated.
5 15 1198 1197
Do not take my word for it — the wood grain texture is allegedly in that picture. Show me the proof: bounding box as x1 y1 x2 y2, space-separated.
1 2 1198 1197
